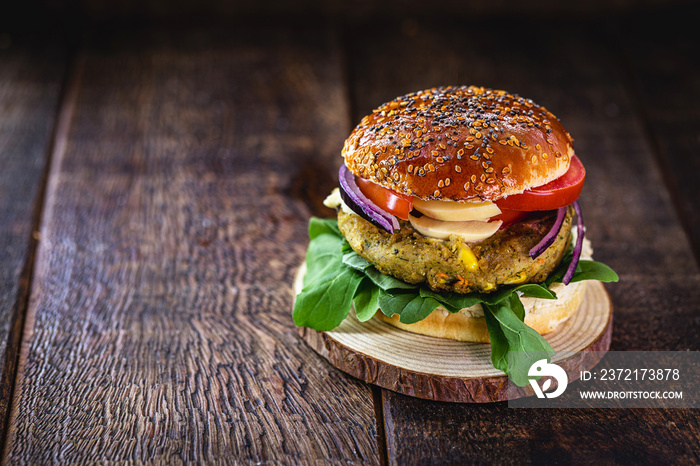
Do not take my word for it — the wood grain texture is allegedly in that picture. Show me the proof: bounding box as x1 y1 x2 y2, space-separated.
298 279 612 403
346 17 700 463
0 35 66 451
614 6 700 266
4 27 380 463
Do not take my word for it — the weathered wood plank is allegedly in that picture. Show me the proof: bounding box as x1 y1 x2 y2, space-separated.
0 35 66 451
347 18 700 464
4 27 379 463
613 6 700 265
382 394 700 464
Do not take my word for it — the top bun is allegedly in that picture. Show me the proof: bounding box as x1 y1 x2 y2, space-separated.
342 86 575 202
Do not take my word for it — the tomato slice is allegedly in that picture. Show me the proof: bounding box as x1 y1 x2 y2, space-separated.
355 176 413 220
496 155 586 211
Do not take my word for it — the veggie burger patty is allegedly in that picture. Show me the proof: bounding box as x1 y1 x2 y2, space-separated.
338 207 573 294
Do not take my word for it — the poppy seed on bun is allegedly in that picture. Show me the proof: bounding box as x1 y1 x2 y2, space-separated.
342 85 575 202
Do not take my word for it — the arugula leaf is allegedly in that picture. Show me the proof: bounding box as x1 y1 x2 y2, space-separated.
483 295 555 386
309 216 341 238
567 260 619 283
418 288 483 312
364 267 417 291
342 251 373 272
378 290 442 324
303 218 345 286
509 284 557 300
294 267 364 331
545 248 619 287
353 278 380 322
294 217 364 331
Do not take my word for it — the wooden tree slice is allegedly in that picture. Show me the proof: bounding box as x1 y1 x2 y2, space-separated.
295 268 613 403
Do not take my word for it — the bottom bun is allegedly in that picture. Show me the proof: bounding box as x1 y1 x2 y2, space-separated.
374 279 587 343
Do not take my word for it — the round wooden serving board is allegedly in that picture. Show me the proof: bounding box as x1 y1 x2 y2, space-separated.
295 268 613 403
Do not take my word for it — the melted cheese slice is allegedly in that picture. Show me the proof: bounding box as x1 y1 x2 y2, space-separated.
409 214 502 242
412 198 501 222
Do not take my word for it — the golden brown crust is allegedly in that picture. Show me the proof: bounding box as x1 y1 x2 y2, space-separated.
375 280 587 343
342 86 574 201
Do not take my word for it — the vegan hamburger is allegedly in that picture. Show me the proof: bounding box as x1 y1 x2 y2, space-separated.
293 86 617 385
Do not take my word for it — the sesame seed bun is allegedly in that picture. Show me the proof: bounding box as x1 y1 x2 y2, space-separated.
342 86 575 201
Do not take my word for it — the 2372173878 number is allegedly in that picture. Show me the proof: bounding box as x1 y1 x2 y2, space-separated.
597 368 680 381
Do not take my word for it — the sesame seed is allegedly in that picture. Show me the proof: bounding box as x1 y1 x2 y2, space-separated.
455 165 462 173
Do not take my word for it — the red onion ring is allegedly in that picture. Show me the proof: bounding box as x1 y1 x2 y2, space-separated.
563 201 585 285
529 206 567 259
338 165 400 234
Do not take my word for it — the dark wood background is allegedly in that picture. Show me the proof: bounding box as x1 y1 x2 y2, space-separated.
1 1 699 463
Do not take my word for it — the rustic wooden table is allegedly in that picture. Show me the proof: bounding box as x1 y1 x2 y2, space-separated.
1 6 699 464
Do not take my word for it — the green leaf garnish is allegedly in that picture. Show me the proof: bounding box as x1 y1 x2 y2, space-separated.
377 290 442 324
353 278 381 322
483 295 555 386
293 217 618 386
